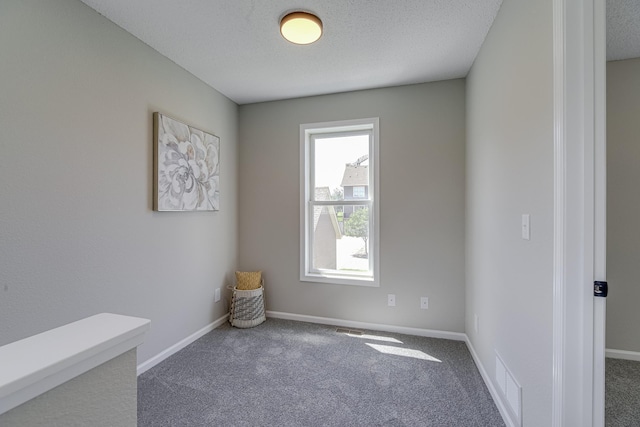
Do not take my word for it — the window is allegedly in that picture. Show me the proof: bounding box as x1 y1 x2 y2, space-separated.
352 186 366 198
300 118 379 286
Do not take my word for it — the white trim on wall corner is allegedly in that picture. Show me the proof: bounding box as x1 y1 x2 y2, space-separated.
136 314 229 376
552 0 605 425
606 349 640 362
266 311 465 341
551 0 566 425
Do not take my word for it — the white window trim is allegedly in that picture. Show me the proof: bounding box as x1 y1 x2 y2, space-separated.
300 118 380 287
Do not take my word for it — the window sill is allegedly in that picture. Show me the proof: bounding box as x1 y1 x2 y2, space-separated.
301 273 379 287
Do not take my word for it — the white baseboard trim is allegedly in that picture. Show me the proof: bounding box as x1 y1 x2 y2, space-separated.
464 338 516 427
265 310 466 341
606 348 640 362
137 314 229 376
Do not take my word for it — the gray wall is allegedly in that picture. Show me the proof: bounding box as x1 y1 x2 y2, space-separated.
0 0 238 363
239 81 466 332
466 0 554 424
0 350 137 427
606 57 640 353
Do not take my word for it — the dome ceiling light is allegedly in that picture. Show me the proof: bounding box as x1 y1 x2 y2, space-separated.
280 11 323 45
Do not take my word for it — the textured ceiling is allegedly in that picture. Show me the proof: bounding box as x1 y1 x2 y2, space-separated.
78 0 639 104
607 0 640 61
78 0 503 104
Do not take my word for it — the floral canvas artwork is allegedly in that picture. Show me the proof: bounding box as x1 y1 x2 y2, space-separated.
154 113 220 211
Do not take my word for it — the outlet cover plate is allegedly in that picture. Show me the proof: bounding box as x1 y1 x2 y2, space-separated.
420 297 429 309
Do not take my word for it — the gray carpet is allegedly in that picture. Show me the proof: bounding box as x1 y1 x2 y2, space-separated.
606 358 640 426
138 318 505 426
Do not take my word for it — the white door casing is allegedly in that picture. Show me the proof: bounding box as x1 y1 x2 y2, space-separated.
593 0 607 425
552 0 606 426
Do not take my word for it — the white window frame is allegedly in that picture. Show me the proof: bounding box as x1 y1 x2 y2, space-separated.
300 118 380 286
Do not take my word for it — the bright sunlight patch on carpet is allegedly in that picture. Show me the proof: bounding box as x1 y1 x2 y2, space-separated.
366 343 442 362
347 333 403 344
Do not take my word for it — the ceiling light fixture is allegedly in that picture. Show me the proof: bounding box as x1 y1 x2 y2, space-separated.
280 11 323 45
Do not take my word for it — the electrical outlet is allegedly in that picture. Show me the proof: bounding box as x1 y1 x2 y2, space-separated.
214 288 221 302
420 297 429 309
522 214 531 240
387 294 396 307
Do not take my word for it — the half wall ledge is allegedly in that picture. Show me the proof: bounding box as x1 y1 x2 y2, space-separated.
0 313 150 415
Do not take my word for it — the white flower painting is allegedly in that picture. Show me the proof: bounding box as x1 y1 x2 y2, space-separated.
154 113 220 211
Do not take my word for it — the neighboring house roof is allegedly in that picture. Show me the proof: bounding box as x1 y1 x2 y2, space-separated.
314 187 342 239
315 187 331 202
341 165 369 187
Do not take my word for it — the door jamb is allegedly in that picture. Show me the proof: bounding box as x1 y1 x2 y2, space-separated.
552 0 606 425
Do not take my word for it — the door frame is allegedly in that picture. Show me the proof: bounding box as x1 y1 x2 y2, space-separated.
593 0 607 423
552 0 606 425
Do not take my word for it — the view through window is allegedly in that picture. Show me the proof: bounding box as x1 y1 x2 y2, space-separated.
300 118 379 286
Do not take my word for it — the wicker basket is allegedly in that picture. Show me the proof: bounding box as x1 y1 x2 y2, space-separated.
229 282 266 328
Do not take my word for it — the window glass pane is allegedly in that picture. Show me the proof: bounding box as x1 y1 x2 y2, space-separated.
311 204 370 275
313 134 369 202
352 186 365 198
